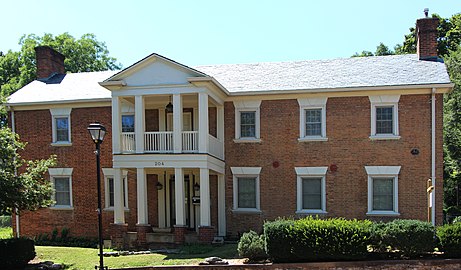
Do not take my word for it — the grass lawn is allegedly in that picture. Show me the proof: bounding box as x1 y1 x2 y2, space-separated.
35 244 238 269
0 226 13 239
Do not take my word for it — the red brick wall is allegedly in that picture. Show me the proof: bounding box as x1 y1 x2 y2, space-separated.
13 107 114 238
224 94 443 236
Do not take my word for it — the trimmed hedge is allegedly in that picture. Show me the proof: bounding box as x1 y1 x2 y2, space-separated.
0 238 35 269
264 217 371 262
370 219 435 257
437 222 461 257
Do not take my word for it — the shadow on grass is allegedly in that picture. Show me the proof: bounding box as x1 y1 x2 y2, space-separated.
163 243 238 261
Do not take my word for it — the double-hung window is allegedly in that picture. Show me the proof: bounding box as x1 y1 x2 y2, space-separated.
369 95 400 140
295 167 328 214
365 166 401 216
122 114 135 133
48 168 73 209
298 97 327 141
50 108 72 146
103 168 128 210
233 101 261 142
231 167 262 212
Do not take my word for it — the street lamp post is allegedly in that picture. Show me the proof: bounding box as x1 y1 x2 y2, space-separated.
87 123 107 270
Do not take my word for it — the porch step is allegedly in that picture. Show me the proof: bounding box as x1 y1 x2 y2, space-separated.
146 232 174 243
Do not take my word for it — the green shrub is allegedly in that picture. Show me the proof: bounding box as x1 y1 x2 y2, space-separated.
437 222 461 257
264 217 371 262
34 228 97 248
370 219 435 257
0 216 12 227
452 216 461 224
0 238 35 269
264 218 295 262
237 230 267 261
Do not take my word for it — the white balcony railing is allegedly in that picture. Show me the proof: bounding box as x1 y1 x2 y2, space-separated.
182 131 198 152
121 132 135 153
121 131 223 159
208 134 224 160
144 131 173 153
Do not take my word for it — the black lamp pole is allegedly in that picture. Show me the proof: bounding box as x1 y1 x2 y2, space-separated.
87 123 107 270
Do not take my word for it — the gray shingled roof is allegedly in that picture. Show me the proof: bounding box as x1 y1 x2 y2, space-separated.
195 54 451 92
7 54 451 105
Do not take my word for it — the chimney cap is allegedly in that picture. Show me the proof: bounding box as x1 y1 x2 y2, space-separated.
424 8 429 18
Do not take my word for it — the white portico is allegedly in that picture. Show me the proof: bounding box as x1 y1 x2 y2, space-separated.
100 54 227 244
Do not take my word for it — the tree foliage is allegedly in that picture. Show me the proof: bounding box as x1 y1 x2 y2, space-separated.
0 33 121 96
0 126 56 215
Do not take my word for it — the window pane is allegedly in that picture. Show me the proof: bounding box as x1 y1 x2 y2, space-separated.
238 177 256 208
54 177 70 206
373 177 394 211
55 118 69 142
302 178 322 209
108 178 114 207
122 115 135 132
240 112 256 138
305 109 322 136
376 107 393 134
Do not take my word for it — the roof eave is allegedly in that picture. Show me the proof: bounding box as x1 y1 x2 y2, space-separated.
188 77 230 96
6 97 112 108
228 83 454 96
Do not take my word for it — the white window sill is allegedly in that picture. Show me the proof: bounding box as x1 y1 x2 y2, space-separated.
298 137 328 142
51 142 73 147
49 206 74 210
296 210 328 215
233 138 262 143
103 207 130 212
366 211 400 216
369 135 401 141
232 208 262 214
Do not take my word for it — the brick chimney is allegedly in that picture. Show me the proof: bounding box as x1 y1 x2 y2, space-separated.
34 46 65 79
416 10 439 61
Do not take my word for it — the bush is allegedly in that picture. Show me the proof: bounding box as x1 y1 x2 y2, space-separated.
0 216 12 227
370 219 435 257
437 222 461 257
264 217 371 262
452 216 461 224
0 238 35 269
34 228 97 248
237 230 267 261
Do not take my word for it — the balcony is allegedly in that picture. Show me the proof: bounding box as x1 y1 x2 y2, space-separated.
121 131 223 159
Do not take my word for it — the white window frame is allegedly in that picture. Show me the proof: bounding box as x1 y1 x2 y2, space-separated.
102 168 129 210
365 166 401 216
50 108 72 146
231 167 262 213
48 168 73 210
233 100 261 143
369 95 400 140
295 167 328 214
297 97 328 142
121 113 135 133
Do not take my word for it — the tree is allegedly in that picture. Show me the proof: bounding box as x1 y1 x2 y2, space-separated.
352 43 395 57
443 45 461 210
0 33 121 96
0 126 56 215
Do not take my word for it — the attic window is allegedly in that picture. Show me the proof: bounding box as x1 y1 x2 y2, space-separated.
50 108 72 146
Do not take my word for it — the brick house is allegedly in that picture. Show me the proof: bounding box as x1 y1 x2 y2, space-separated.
7 16 453 247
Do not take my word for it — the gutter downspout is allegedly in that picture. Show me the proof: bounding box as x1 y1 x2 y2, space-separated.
9 107 20 237
431 88 436 226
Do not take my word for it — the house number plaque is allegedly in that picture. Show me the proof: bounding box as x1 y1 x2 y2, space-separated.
153 161 165 166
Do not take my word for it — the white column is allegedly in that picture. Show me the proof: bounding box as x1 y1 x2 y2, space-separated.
114 168 125 224
200 168 211 227
173 94 183 153
174 168 185 226
198 93 209 153
136 168 148 225
217 174 226 236
135 95 145 153
112 97 121 154
157 173 166 228
217 105 225 159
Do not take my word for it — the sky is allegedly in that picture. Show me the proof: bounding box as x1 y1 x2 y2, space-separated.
1 0 459 68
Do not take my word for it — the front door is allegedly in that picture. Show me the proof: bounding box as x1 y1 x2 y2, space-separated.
169 175 191 228
167 112 192 131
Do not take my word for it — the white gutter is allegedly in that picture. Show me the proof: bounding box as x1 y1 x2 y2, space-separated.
431 88 436 225
10 107 20 237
